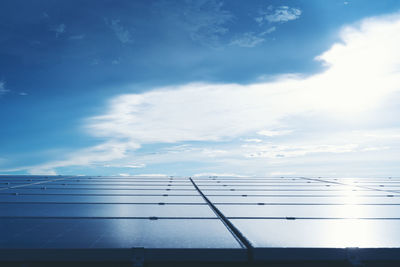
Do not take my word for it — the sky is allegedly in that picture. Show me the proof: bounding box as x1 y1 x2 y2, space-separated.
1 0 400 177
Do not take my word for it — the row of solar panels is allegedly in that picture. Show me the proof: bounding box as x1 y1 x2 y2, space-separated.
1 175 400 264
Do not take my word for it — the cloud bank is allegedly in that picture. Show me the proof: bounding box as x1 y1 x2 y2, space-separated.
88 13 400 142
23 12 400 175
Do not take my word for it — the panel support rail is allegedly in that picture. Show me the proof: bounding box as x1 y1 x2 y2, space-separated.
189 177 254 261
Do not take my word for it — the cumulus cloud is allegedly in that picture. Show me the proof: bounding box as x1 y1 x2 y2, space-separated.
105 19 134 44
24 12 400 174
257 6 302 24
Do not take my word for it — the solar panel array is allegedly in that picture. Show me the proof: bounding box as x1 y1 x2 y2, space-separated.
1 175 400 263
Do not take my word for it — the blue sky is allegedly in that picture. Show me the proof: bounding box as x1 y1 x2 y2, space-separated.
1 0 400 177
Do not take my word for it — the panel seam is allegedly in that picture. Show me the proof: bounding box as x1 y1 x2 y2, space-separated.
189 177 254 261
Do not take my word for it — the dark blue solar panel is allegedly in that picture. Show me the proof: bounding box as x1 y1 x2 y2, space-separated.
0 218 240 249
1 175 400 263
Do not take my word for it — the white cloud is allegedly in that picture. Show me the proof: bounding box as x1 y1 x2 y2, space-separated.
51 24 66 38
358 129 400 140
230 32 265 47
27 141 139 174
23 12 400 174
230 26 275 48
260 26 276 35
0 81 9 96
257 130 293 137
102 163 145 168
255 17 264 25
362 146 390 151
19 92 28 96
243 143 358 158
244 138 263 143
257 6 302 24
201 148 228 157
105 19 134 44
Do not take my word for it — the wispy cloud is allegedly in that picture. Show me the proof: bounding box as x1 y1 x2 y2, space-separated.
0 80 9 96
105 19 134 44
230 25 276 48
183 0 233 46
260 26 276 35
51 24 66 38
26 141 139 174
230 32 265 47
257 5 302 24
155 0 233 47
21 12 400 175
69 34 85 40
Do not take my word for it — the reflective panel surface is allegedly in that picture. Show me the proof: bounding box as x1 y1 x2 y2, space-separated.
231 219 400 248
0 219 240 248
1 175 400 251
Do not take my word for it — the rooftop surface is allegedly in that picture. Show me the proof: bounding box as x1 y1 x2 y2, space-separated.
1 175 400 266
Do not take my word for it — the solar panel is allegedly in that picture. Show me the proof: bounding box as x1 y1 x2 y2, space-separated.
1 175 400 265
